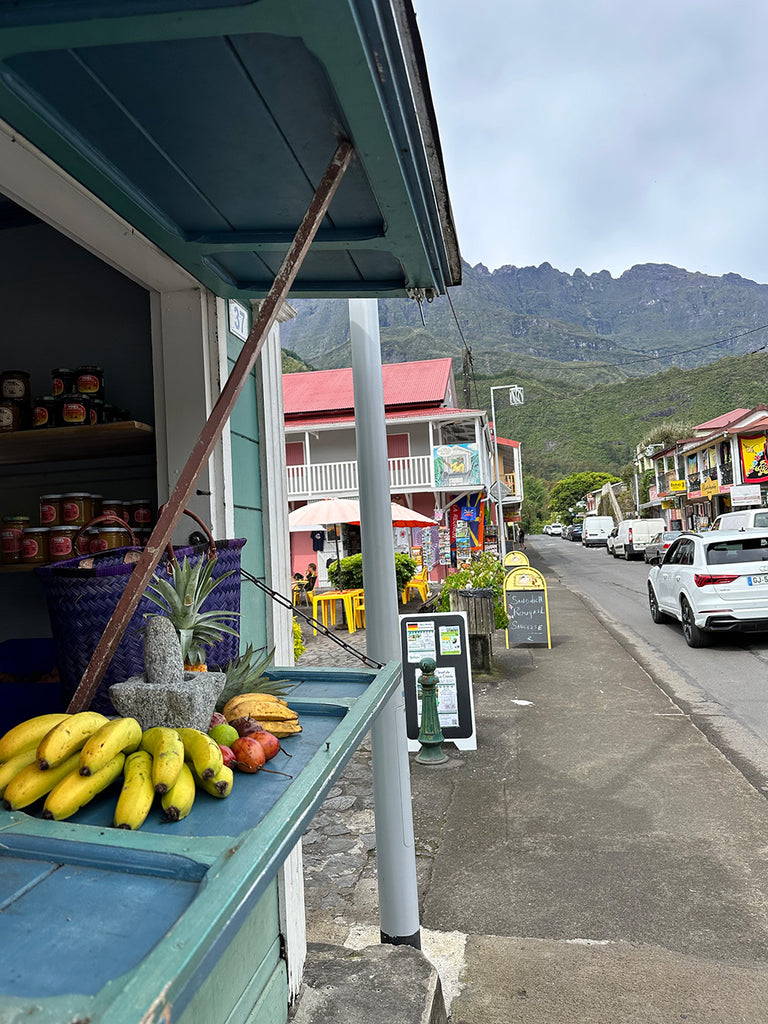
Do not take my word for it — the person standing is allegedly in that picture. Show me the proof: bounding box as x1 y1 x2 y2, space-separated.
518 526 526 549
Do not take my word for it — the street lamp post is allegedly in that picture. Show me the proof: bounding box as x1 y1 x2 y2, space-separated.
490 384 524 560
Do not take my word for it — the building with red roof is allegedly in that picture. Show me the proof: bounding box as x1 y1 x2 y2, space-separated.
284 358 523 581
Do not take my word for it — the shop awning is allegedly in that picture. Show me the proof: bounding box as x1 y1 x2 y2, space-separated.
0 0 461 300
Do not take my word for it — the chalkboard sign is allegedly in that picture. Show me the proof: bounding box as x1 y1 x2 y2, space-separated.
504 566 551 649
400 611 477 751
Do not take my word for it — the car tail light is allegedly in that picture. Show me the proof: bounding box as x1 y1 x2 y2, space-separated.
628 528 633 542
694 573 739 587
663 542 671 549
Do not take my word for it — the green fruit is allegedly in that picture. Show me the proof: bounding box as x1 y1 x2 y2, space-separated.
208 723 239 747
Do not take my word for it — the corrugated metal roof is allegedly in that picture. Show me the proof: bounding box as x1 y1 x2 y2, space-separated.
284 358 454 417
695 408 751 431
285 405 482 431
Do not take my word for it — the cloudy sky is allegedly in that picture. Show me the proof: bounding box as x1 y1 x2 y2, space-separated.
414 0 768 283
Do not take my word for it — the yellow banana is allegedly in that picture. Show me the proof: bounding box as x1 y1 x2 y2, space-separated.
161 762 196 822
37 711 110 770
4 752 81 811
0 713 71 762
140 727 184 794
114 750 156 830
177 727 224 781
224 700 298 723
193 762 233 798
222 692 288 719
0 747 38 797
79 717 142 776
261 721 302 739
42 753 125 821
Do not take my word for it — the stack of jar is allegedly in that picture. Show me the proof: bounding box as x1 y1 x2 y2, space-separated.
0 496 154 565
0 365 132 432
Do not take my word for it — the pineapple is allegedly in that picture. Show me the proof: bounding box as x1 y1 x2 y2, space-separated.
143 556 240 670
214 644 294 711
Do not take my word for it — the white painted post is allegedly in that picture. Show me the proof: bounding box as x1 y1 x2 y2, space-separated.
349 297 421 949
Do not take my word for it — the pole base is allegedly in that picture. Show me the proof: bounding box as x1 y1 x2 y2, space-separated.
415 744 448 765
380 927 422 949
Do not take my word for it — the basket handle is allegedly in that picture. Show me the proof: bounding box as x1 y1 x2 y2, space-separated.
73 514 138 553
159 505 217 567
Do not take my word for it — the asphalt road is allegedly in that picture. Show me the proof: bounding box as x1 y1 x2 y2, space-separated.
528 534 768 789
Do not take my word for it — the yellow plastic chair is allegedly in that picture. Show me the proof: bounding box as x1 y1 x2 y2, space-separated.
353 591 365 629
401 569 429 604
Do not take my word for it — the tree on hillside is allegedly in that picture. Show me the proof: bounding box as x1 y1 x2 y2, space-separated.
520 477 549 534
549 472 621 521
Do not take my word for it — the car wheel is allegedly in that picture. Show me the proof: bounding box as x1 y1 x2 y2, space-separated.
648 583 667 624
680 598 709 648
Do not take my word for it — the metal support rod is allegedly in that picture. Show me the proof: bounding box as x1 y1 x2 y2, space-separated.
490 386 506 560
349 297 421 949
68 139 355 712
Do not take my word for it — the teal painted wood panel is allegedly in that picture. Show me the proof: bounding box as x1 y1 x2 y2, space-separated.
177 885 285 1024
230 433 263 510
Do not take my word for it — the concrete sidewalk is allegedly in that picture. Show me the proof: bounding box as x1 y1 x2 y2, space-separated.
293 549 768 1023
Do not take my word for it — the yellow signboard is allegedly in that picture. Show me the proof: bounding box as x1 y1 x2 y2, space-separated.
503 550 529 568
504 567 551 649
701 477 719 498
661 500 675 509
669 480 686 492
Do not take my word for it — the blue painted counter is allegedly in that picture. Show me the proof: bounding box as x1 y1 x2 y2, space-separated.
0 661 401 1024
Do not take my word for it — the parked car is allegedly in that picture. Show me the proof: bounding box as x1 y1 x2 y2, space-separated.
569 524 583 542
613 518 666 560
582 515 614 548
711 509 768 531
647 529 768 647
562 525 574 540
606 526 618 556
547 522 563 536
644 530 686 564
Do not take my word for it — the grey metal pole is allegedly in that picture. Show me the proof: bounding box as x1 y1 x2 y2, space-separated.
349 297 421 949
491 386 507 560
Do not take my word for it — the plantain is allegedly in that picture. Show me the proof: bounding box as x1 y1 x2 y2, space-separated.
0 747 38 798
177 727 223 781
140 727 184 794
192 762 233 798
4 752 81 811
161 762 196 822
37 711 110 770
0 713 71 762
224 697 299 724
79 717 142 776
114 750 156 830
261 721 302 739
222 692 291 720
42 752 125 821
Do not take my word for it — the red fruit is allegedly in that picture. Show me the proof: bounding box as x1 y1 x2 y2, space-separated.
251 730 280 762
229 715 264 738
219 744 236 768
209 711 227 729
231 736 266 773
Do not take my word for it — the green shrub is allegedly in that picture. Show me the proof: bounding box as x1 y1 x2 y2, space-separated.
437 552 509 629
293 617 306 662
327 552 418 594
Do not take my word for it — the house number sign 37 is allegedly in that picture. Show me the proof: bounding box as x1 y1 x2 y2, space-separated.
228 299 250 341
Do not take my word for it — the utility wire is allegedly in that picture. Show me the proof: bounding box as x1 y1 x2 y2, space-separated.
606 322 768 366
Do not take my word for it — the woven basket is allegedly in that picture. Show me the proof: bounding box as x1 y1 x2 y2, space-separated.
36 514 245 715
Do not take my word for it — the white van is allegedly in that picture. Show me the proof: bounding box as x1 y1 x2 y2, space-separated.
613 517 665 560
711 508 768 531
581 515 615 547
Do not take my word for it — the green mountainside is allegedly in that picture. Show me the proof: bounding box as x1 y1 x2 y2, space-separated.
280 261 768 481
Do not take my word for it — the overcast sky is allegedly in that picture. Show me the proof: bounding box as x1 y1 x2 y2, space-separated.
414 0 768 284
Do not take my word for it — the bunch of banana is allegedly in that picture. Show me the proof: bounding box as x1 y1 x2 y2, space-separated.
161 762 196 821
37 711 110 770
4 752 81 811
114 750 156 830
140 727 185 794
79 717 142 776
177 727 223 781
0 712 71 762
223 692 302 739
42 752 125 821
192 762 234 798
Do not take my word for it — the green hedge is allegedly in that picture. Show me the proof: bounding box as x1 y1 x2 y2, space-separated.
327 552 418 594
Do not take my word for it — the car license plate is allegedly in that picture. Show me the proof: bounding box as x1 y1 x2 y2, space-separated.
748 574 768 586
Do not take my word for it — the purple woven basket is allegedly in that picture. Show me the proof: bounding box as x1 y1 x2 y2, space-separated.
36 537 246 715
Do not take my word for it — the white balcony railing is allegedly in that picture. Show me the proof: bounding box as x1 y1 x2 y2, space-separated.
286 455 433 498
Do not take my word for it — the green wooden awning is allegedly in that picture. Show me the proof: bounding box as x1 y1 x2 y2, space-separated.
0 0 461 299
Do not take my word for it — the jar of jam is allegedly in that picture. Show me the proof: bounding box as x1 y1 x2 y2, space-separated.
40 494 63 526
21 527 50 565
76 365 104 401
129 498 154 527
1 515 30 564
32 395 59 429
49 524 78 561
80 528 97 555
0 400 22 432
101 499 125 521
51 368 76 399
60 493 92 526
91 526 131 551
89 398 106 425
1 370 31 405
61 392 90 427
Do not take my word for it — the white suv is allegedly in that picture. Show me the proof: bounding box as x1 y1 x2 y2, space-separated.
647 529 768 647
548 522 563 536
